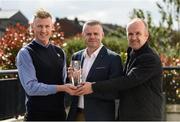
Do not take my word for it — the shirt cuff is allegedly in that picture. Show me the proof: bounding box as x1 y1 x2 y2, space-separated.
48 85 57 94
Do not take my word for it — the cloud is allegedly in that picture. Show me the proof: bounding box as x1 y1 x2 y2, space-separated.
0 0 161 27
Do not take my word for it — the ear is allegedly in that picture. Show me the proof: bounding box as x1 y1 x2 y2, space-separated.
82 32 85 37
52 24 55 31
146 31 149 39
30 22 34 33
31 22 34 30
102 31 104 37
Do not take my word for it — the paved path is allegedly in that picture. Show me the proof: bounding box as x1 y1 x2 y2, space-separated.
1 116 23 122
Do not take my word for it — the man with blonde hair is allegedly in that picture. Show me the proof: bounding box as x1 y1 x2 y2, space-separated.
16 9 75 121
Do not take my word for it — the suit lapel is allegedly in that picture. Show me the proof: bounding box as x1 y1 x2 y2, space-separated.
126 51 137 74
86 46 107 81
124 47 136 74
126 58 136 73
73 50 85 68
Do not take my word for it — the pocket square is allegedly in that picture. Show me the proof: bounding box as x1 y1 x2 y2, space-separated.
96 67 106 69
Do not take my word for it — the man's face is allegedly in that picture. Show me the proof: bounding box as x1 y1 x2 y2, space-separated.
32 17 53 43
82 25 104 49
127 21 149 50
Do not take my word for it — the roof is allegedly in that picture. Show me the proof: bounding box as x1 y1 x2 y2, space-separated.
0 9 19 19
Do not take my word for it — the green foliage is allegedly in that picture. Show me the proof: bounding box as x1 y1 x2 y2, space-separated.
1 0 179 70
130 0 180 61
107 26 126 39
103 36 128 64
120 51 128 65
130 0 180 105
103 36 128 53
63 36 85 65
63 36 128 65
156 0 180 30
104 26 128 64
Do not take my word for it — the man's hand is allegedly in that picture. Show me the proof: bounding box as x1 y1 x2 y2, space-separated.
57 82 94 96
57 84 78 96
75 82 94 96
67 66 81 86
67 66 73 80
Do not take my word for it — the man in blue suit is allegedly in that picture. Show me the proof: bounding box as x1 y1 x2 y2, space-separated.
76 18 163 121
67 20 123 121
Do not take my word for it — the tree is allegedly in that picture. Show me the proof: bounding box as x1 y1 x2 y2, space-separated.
156 0 180 31
130 0 180 104
130 0 180 58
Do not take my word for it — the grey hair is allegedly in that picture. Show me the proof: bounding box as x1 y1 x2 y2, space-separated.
126 18 149 32
82 20 103 32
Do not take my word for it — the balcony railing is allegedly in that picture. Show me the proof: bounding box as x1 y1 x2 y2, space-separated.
0 66 180 120
163 66 180 104
0 69 25 120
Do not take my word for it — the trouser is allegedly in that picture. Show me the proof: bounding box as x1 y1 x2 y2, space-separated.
75 108 85 121
24 111 66 121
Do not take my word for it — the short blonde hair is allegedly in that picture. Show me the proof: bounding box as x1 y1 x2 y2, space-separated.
34 9 52 19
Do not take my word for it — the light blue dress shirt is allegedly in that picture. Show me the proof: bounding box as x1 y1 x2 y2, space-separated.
16 40 67 96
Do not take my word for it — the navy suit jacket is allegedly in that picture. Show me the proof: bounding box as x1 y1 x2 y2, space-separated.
67 46 123 120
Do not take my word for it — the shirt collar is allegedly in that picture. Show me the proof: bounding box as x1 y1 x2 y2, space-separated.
83 44 103 58
33 39 50 48
133 42 149 54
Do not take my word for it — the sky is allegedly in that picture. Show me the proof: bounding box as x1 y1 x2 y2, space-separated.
0 0 162 27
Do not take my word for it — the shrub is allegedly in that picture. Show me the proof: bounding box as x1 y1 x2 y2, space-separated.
0 22 64 70
0 23 31 69
63 36 128 65
63 36 85 65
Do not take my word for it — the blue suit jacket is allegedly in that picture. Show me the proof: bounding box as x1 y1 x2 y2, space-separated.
67 46 123 120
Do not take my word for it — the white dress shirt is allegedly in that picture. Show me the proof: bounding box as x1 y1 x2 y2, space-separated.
78 44 103 109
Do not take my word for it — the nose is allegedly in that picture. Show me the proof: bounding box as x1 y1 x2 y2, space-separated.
90 34 96 39
131 34 137 40
41 26 46 33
